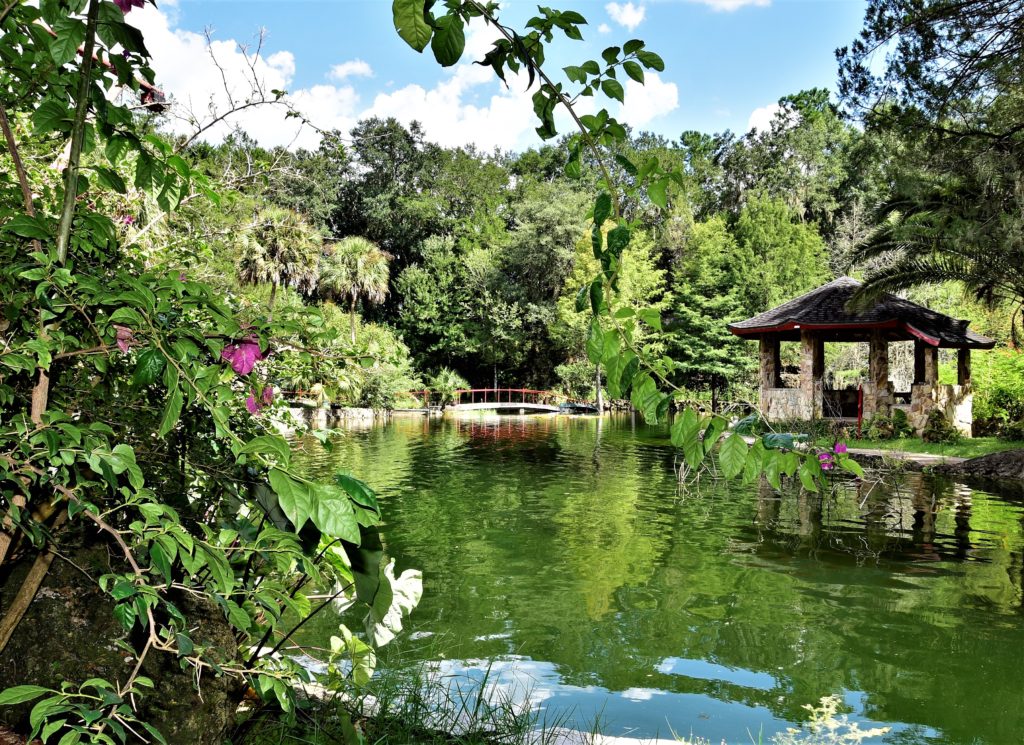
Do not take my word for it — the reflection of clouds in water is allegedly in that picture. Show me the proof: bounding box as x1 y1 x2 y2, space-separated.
417 656 789 741
655 657 778 691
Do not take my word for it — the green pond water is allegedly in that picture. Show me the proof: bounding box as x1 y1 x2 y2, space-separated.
293 413 1024 744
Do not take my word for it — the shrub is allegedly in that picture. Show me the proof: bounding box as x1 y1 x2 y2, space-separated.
998 419 1024 442
890 409 914 437
921 409 961 443
865 413 895 440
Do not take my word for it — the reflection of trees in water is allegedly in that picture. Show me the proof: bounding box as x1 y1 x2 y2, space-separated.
294 420 1024 744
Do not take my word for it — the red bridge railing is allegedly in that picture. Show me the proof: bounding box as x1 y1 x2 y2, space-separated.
407 388 594 408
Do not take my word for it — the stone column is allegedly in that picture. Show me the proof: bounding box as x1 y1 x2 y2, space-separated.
923 345 939 384
914 340 926 384
867 332 892 417
758 337 780 390
958 348 971 386
800 330 823 419
910 342 939 434
758 336 780 416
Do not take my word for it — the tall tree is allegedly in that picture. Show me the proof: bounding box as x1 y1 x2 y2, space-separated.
733 193 830 312
236 206 322 320
319 236 391 343
665 216 757 406
838 0 1024 327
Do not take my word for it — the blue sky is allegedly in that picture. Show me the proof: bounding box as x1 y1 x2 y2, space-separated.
135 0 868 151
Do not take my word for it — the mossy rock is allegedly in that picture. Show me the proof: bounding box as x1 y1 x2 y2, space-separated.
0 540 241 743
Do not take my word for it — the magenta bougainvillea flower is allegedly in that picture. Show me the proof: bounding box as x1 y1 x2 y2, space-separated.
834 442 848 454
818 452 834 471
114 325 135 353
114 0 145 14
221 335 265 375
245 386 275 415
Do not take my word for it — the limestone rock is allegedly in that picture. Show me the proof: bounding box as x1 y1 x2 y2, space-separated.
934 448 1024 480
0 541 240 744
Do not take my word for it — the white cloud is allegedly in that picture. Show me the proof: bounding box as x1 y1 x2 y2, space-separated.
598 23 612 34
606 2 646 31
619 72 678 126
687 0 771 12
746 102 780 133
328 59 373 81
129 8 539 152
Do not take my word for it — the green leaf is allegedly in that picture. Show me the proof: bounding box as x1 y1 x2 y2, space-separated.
157 387 183 438
629 372 664 424
93 166 127 194
637 308 662 330
135 152 157 190
593 192 612 227
743 440 765 484
618 59 643 82
564 65 587 83
672 408 705 469
585 317 605 363
393 0 433 52
763 433 795 450
602 46 621 64
269 468 313 531
336 473 380 513
601 78 625 103
763 449 781 489
703 415 727 455
838 455 865 478
42 719 65 741
574 283 589 313
431 15 465 67
648 178 668 209
149 542 172 584
4 215 51 240
798 461 819 493
637 50 665 71
591 223 603 258
606 225 631 257
623 39 644 55
589 279 604 314
50 17 87 65
132 348 165 387
312 484 360 542
719 433 749 479
239 435 292 465
0 685 49 706
57 731 82 745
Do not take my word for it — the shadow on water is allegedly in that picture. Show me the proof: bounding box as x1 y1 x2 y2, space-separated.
293 414 1024 744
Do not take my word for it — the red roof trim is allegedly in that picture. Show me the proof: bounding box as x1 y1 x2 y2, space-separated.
728 319 903 336
903 324 941 347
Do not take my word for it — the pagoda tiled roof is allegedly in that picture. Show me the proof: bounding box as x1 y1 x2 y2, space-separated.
728 276 996 348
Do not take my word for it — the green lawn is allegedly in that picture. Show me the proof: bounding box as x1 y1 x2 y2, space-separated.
821 436 1024 460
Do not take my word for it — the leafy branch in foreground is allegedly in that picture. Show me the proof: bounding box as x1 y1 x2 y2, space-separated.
1 1 419 742
392 0 864 493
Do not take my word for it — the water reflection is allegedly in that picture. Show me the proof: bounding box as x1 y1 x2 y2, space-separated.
294 415 1024 744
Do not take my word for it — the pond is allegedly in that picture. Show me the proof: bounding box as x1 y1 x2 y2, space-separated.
293 413 1024 744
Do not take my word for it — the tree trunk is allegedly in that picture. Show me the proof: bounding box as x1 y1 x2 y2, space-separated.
349 295 357 344
267 282 278 324
595 364 603 414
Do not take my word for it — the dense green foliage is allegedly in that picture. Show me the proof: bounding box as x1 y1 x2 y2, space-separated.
3 0 1024 743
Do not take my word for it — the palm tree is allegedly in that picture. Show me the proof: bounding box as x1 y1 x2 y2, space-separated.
237 207 322 321
319 236 391 343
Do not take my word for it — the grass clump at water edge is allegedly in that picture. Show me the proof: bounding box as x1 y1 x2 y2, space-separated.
237 659 573 745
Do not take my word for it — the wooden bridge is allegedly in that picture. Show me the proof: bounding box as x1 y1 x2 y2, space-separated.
410 388 597 414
